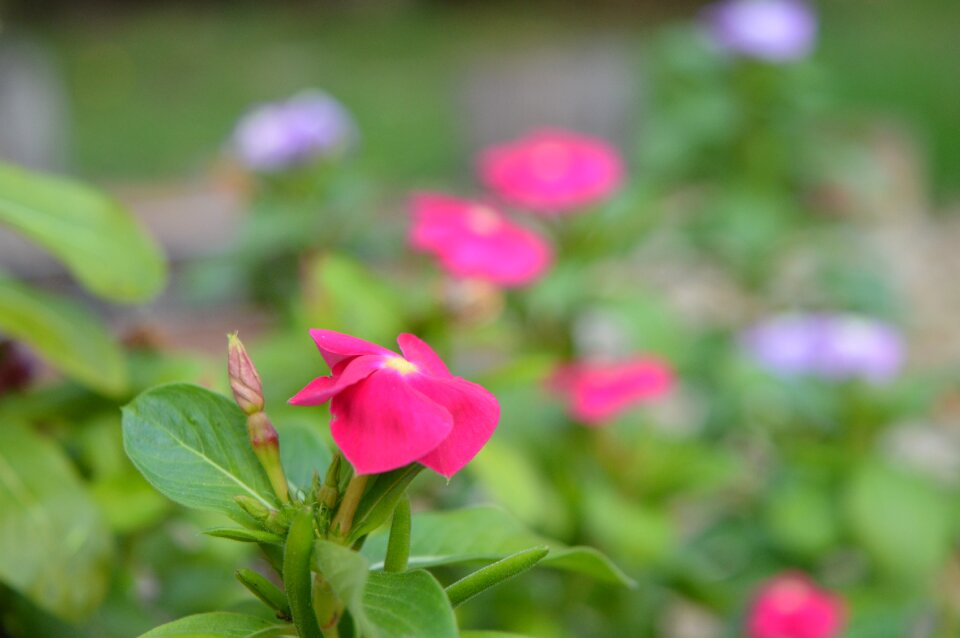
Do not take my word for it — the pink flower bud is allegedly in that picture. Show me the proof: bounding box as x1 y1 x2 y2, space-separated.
228 332 265 415
747 573 845 638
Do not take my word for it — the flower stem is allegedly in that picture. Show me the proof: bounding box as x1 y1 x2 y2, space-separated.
383 495 411 573
331 474 369 539
283 509 322 638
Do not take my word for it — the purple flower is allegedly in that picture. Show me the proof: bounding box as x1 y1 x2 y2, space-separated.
232 90 357 172
742 313 904 383
703 0 817 63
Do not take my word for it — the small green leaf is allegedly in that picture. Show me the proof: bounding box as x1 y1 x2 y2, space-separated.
0 161 166 302
445 546 549 607
349 464 423 542
846 461 952 582
204 528 284 545
138 612 294 637
121 384 277 518
276 420 332 491
0 276 127 395
0 423 113 620
236 568 291 618
314 541 458 638
362 506 634 587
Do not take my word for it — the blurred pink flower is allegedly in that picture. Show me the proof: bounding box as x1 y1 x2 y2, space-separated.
550 358 674 426
478 129 624 214
747 573 845 638
409 193 552 287
289 330 499 478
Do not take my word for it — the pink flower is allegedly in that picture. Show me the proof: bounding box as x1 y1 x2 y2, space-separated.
288 330 499 478
478 128 624 214
409 193 552 287
748 573 845 638
550 358 674 425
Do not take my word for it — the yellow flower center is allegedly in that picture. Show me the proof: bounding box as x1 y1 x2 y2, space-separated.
383 356 419 375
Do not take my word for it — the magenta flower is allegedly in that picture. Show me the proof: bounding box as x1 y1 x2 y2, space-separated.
550 358 675 426
478 129 624 214
747 573 844 638
742 313 904 383
288 330 499 478
409 193 552 287
703 0 817 63
232 90 356 172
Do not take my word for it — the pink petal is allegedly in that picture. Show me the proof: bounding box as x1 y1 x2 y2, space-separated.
330 369 454 475
309 329 394 369
288 355 383 406
407 375 500 478
397 333 452 378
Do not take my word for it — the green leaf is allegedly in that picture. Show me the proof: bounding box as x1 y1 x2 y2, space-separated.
362 506 634 587
445 546 549 607
138 612 294 637
276 419 332 491
461 633 537 638
363 571 458 638
303 254 404 345
0 422 112 620
0 161 166 302
121 384 277 518
314 541 458 638
349 464 423 542
0 276 127 395
846 461 953 583
203 528 284 545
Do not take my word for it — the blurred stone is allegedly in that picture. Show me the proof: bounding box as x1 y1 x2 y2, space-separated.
881 422 960 487
0 34 68 170
660 598 723 638
459 37 637 152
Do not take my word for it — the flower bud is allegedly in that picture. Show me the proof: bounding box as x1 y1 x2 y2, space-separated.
234 495 272 521
227 332 265 415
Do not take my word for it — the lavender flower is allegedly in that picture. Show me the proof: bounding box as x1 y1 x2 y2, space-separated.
703 0 817 63
742 313 904 383
232 90 357 172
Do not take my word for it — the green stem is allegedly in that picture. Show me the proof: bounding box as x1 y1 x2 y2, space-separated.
445 546 549 608
283 509 322 638
383 495 411 573
331 474 369 538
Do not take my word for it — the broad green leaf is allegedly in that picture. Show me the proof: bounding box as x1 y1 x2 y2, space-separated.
138 612 294 637
363 571 457 638
314 541 458 638
845 461 952 583
461 633 537 638
122 384 277 518
362 506 634 587
0 276 127 395
0 161 166 302
0 422 112 620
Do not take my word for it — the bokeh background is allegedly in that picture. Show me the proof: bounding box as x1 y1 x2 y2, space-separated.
3 1 960 637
